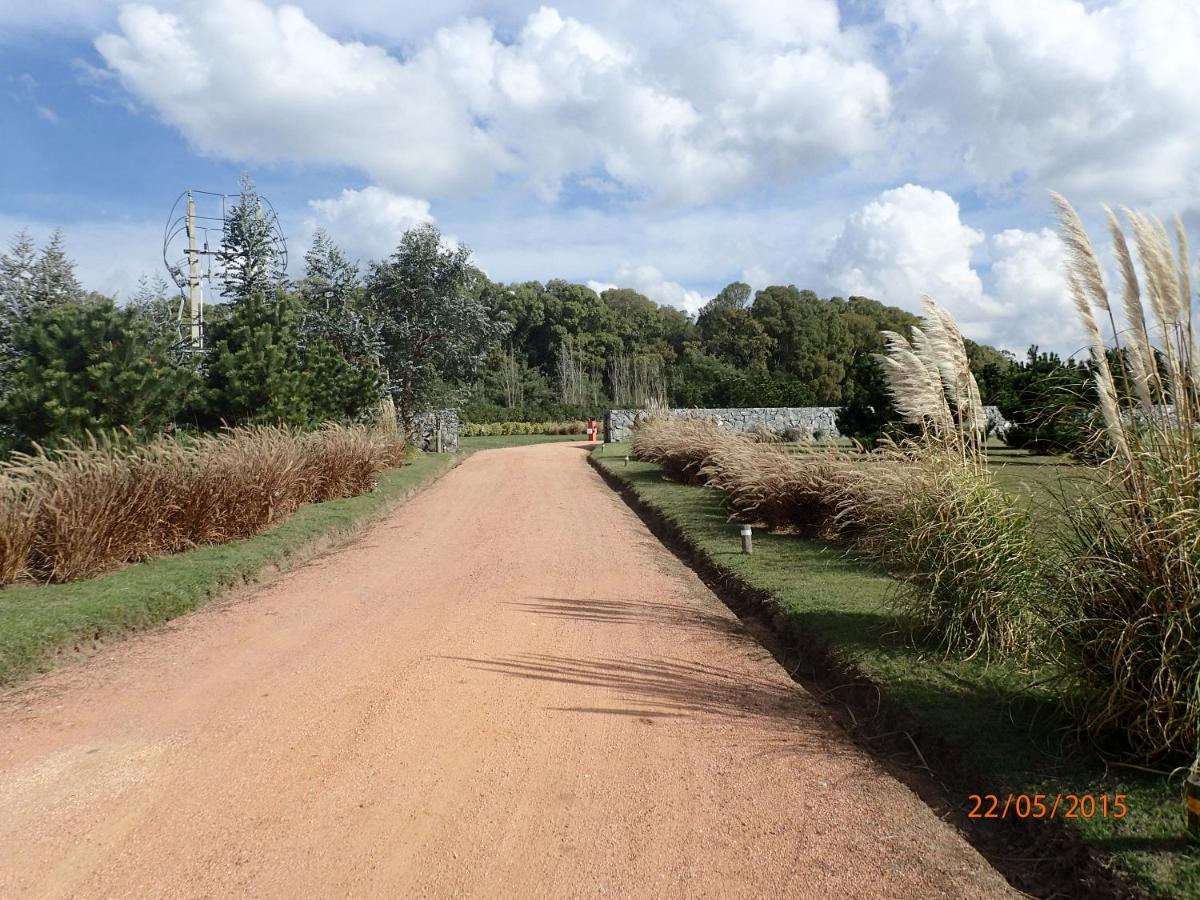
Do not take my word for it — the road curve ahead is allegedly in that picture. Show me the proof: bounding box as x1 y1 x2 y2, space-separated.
0 441 1014 898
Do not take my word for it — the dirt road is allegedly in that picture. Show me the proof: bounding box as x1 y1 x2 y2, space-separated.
0 442 1014 898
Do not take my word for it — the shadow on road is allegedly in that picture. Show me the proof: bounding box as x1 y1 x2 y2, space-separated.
507 595 747 638
441 650 845 751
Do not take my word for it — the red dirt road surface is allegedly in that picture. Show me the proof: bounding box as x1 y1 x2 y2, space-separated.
0 442 1015 898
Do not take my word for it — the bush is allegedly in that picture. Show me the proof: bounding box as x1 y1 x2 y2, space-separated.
0 425 406 585
631 417 737 484
460 420 587 437
0 297 197 449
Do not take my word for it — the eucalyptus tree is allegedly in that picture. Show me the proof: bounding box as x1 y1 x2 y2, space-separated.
367 224 507 432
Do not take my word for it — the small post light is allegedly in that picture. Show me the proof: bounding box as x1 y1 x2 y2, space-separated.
740 525 753 554
624 455 629 467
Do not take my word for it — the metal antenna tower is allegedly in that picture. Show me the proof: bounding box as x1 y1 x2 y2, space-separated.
162 187 287 352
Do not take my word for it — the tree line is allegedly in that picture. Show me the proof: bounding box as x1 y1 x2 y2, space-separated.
0 177 1100 454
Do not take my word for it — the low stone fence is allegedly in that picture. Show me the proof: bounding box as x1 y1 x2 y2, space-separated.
412 409 460 452
605 406 1010 442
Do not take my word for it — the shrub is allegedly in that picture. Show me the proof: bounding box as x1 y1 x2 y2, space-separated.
460 420 587 437
700 441 856 538
846 445 1043 657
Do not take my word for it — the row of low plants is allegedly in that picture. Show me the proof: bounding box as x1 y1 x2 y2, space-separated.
0 424 406 587
633 195 1200 767
460 420 587 437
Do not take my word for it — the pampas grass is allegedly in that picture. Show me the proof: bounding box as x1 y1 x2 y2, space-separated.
1051 195 1200 759
0 425 407 586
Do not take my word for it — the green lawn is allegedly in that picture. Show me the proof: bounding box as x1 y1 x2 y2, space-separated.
595 443 1198 899
459 432 589 450
0 451 459 686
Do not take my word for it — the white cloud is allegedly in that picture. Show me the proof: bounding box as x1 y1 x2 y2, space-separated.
883 0 1200 209
986 227 1082 356
95 0 890 204
305 187 434 262
824 184 1083 353
587 264 705 312
827 184 992 324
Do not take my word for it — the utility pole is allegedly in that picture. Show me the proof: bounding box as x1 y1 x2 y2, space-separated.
185 191 204 349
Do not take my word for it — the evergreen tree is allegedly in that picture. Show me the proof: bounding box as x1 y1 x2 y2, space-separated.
367 224 507 432
30 228 82 308
0 297 195 448
204 291 311 426
219 174 286 303
299 228 380 364
0 230 38 391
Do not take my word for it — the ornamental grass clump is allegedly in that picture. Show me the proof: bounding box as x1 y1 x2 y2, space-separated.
864 299 1044 658
1050 194 1200 759
0 424 404 586
700 441 858 538
631 417 743 484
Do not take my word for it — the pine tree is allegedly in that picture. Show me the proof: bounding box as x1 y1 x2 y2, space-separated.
219 174 286 303
204 290 311 426
0 230 41 401
0 297 196 448
299 228 379 363
31 228 82 308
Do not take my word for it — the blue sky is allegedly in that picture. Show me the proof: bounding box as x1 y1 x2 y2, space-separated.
2 0 1198 354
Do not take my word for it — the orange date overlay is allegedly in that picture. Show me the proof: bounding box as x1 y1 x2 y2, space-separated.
967 793 1128 820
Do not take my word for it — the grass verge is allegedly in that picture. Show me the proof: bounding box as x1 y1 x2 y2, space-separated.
0 451 459 687
593 444 1198 900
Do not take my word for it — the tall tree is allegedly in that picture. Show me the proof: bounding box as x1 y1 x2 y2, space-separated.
203 290 311 426
219 174 286 303
367 224 507 432
299 228 380 364
30 228 82 309
0 297 195 447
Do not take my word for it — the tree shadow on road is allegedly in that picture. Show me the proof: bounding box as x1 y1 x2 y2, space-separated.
505 595 747 639
440 651 855 762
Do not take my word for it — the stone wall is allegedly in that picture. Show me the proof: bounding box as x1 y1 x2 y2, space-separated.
605 407 841 442
605 406 1010 442
411 409 460 452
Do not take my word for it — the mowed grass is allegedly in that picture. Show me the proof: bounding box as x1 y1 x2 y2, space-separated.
596 443 1199 899
0 451 458 686
459 432 589 450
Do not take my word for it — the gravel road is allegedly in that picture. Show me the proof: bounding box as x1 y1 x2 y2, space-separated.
0 441 1015 898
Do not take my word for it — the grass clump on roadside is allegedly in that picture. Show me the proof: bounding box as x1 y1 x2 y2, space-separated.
0 424 407 587
1050 195 1200 760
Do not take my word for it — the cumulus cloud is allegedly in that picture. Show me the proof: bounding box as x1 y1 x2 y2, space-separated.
95 0 890 204
884 0 1200 209
985 227 1082 355
825 184 1082 353
305 187 434 262
827 184 992 323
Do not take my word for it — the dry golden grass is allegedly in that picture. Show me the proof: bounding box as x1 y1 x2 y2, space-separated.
631 417 744 483
0 425 407 586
